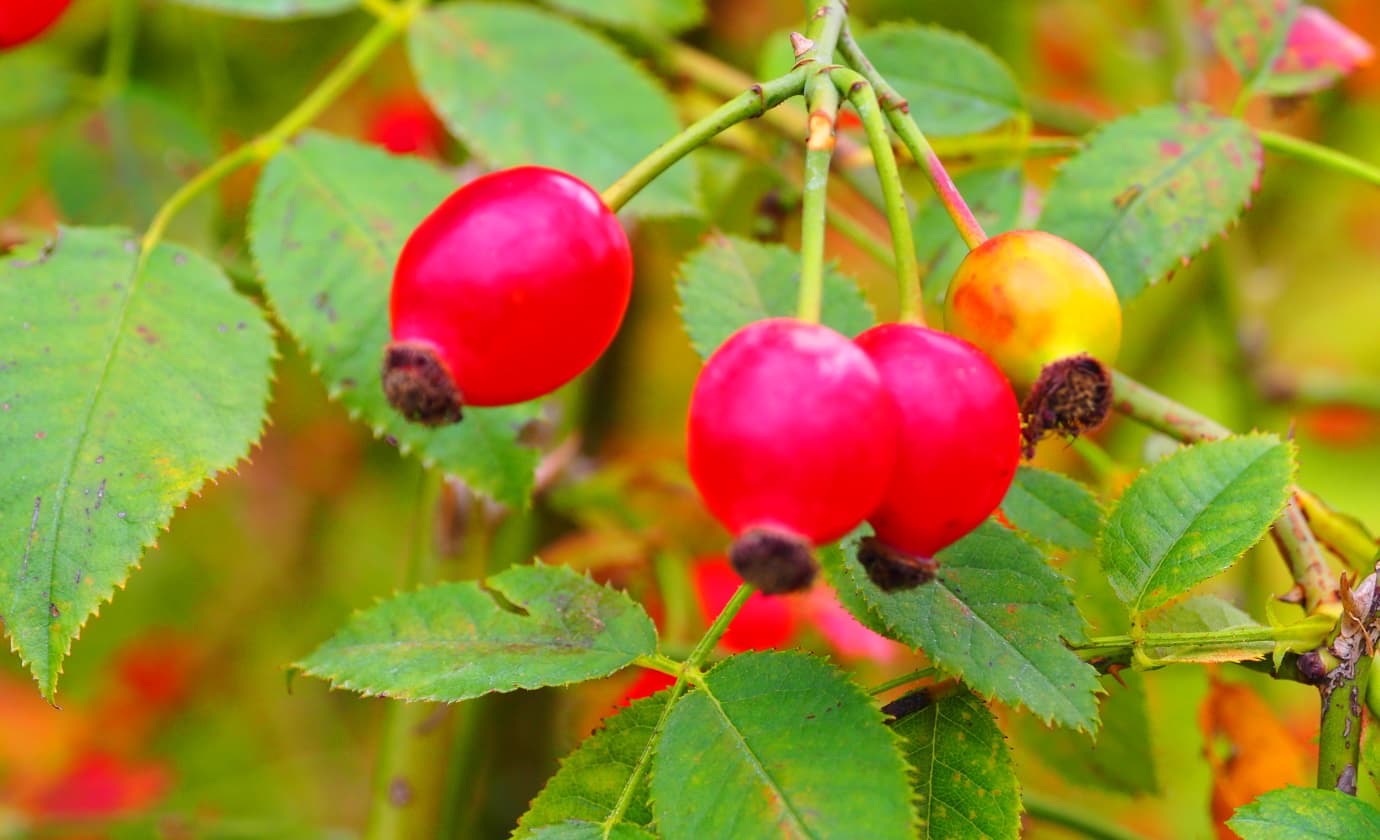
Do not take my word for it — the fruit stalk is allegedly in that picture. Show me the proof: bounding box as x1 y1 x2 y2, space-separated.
837 24 988 249
795 0 848 324
602 583 753 832
600 67 808 212
141 0 429 259
101 0 138 97
831 67 924 325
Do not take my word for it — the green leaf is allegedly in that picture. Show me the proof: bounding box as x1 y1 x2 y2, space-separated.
676 233 875 360
1100 434 1294 614
1228 786 1380 839
915 165 1023 313
249 132 539 508
543 0 703 34
999 467 1104 552
0 48 73 127
0 227 273 698
1207 0 1301 89
167 0 356 18
836 523 1101 730
295 563 657 702
817 541 894 639
409 4 695 217
1016 672 1158 796
517 692 664 835
45 87 216 242
527 823 656 840
1038 105 1262 302
855 25 1024 136
651 651 915 840
891 686 1021 839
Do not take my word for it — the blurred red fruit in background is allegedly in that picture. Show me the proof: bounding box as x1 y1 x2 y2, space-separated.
366 95 447 157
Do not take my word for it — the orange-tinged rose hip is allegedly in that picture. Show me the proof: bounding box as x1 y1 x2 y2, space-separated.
943 230 1122 392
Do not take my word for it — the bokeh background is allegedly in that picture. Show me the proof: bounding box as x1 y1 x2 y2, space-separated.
3 0 1380 837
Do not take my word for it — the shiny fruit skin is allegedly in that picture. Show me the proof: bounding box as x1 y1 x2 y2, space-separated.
692 557 798 651
390 166 632 407
855 323 1021 559
943 230 1121 391
687 318 898 546
0 0 72 48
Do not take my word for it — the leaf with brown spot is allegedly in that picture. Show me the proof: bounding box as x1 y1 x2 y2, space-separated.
0 227 273 699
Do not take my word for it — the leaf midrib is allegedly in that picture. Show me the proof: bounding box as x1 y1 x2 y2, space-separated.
699 682 817 839
1084 116 1249 261
1127 442 1278 612
25 234 141 693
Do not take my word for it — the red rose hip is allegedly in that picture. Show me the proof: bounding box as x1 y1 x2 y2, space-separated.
687 318 898 594
1 0 73 48
385 166 632 424
854 323 1020 590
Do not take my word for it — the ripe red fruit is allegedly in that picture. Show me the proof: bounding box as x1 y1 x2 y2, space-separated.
854 323 1020 590
0 0 72 48
366 95 446 157
385 166 632 423
687 318 898 593
693 557 798 651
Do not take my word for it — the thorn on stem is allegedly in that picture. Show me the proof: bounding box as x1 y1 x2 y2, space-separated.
790 32 814 58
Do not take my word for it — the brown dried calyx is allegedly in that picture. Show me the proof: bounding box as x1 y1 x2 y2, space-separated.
857 537 938 592
1020 353 1114 457
382 340 464 427
730 527 818 595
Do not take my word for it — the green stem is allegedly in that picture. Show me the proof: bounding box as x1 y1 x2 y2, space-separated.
365 468 447 840
603 584 754 835
1258 130 1380 188
1023 791 1151 840
1070 623 1324 660
601 68 807 212
1318 656 1372 794
1110 369 1232 442
140 0 425 256
1070 436 1119 486
837 25 987 249
793 0 846 324
869 667 936 696
1272 496 1335 616
101 0 139 97
831 67 923 324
